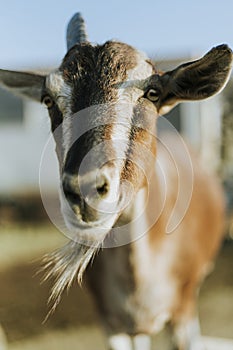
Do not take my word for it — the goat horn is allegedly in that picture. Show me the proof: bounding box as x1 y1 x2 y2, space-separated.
66 13 88 50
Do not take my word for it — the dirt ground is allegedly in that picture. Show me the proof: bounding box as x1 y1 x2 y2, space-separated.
0 224 232 349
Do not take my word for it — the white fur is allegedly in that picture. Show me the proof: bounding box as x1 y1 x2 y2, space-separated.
46 72 72 112
46 71 73 157
132 334 151 350
108 333 151 350
128 188 176 334
113 53 154 167
174 318 204 350
108 334 132 350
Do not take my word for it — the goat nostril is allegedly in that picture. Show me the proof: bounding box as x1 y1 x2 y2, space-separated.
96 176 109 197
96 179 109 197
63 188 81 206
62 174 82 206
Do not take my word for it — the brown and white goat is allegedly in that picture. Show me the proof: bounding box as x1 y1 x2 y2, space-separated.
0 13 232 350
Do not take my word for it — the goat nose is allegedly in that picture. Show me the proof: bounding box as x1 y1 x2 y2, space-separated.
62 165 120 215
62 168 121 224
62 172 110 203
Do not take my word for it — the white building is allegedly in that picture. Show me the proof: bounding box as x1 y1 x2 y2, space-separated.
0 86 58 196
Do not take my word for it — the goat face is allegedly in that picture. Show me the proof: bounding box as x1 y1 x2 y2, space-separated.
42 41 159 245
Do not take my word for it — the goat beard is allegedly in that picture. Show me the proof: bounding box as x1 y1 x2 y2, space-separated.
42 240 100 320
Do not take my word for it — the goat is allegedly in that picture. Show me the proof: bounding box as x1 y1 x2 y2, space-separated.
0 12 232 350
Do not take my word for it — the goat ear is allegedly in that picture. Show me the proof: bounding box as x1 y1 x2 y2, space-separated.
157 44 233 115
0 69 45 102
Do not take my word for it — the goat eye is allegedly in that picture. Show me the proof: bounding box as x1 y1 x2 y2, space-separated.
145 89 160 102
42 95 54 108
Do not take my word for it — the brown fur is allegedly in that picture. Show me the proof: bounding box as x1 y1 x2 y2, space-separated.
86 136 225 338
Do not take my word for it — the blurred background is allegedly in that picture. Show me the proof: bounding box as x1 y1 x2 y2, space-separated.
0 1 233 349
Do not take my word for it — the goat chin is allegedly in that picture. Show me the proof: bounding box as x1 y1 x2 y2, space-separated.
42 190 125 319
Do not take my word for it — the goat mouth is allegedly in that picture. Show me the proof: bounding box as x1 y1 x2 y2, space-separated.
63 213 120 246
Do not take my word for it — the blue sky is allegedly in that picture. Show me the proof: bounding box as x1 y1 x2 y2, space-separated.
0 0 232 69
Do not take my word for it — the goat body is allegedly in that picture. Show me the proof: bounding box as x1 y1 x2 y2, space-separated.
86 138 225 349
